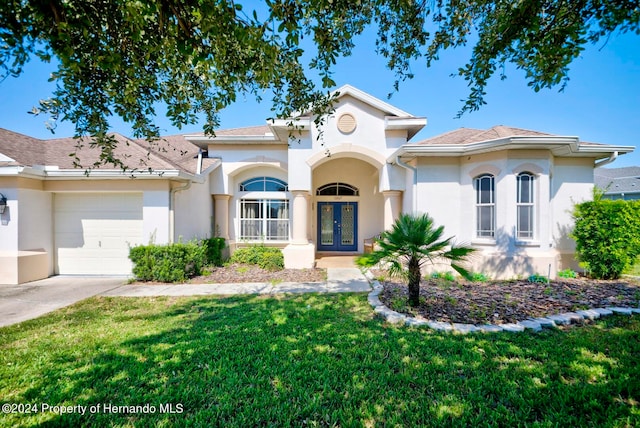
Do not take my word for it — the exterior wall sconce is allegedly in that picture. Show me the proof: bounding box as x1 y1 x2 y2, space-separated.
0 193 7 214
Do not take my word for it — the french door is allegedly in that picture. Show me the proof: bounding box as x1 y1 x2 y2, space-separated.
317 202 358 251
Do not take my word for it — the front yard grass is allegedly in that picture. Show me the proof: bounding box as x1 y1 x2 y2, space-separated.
1 293 639 427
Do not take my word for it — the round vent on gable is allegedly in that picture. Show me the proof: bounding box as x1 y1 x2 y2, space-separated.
337 113 357 134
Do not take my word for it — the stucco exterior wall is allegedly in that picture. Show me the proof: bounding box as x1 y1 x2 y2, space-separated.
415 157 462 241
173 176 214 242
551 157 595 270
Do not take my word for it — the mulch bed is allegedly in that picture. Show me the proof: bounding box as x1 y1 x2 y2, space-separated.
187 263 327 284
377 274 640 325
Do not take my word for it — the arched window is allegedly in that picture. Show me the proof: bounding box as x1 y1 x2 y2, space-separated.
239 176 289 241
316 182 359 196
516 172 535 239
239 177 288 192
474 174 495 238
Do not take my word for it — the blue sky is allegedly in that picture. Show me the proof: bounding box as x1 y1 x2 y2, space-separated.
1 27 638 167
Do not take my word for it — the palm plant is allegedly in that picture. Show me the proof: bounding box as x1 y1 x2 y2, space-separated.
358 213 476 307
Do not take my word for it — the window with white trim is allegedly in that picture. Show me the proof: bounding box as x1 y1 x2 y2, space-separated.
475 174 495 238
240 199 289 241
239 177 289 241
516 172 535 239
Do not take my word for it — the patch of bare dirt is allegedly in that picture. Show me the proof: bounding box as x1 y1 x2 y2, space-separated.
377 274 640 325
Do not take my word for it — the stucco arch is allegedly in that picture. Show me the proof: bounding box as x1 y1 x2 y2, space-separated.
226 158 288 178
306 143 386 170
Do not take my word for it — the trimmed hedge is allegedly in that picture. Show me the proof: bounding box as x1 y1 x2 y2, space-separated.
129 241 207 282
229 245 284 271
572 195 640 279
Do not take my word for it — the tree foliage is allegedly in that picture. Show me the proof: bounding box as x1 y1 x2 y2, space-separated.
357 213 475 307
571 191 640 279
1 1 638 166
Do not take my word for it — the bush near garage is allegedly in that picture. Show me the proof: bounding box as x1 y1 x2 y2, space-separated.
229 245 285 271
129 241 207 282
571 193 640 280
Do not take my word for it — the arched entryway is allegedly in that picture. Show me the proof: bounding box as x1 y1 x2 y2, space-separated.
312 157 384 253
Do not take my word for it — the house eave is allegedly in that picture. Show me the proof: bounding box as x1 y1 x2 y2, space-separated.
384 117 427 140
0 166 202 183
185 134 283 149
392 136 635 160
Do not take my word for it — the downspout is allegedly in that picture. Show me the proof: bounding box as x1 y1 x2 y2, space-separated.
196 149 203 175
394 155 418 214
169 180 192 243
594 151 618 168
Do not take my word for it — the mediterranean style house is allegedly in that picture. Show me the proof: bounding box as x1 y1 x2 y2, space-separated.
0 85 634 284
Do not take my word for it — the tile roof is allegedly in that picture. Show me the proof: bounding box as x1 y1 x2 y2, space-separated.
415 125 552 145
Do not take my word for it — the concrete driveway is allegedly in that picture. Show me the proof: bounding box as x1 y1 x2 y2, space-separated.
0 276 126 328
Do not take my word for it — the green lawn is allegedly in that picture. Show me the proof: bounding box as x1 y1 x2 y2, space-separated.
1 293 639 427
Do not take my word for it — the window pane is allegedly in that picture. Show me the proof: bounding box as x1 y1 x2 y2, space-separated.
240 179 264 191
517 206 533 238
476 175 494 204
264 179 288 192
240 177 288 192
240 198 289 241
517 174 532 203
477 206 494 237
317 182 358 196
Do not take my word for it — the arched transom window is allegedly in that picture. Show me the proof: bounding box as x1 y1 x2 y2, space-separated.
239 176 288 192
316 182 359 196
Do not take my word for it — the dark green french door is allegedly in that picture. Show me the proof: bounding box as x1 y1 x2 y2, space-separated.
317 202 358 251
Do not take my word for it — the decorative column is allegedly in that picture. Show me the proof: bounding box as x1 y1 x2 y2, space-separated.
213 194 231 240
382 190 402 230
283 190 314 269
290 191 310 244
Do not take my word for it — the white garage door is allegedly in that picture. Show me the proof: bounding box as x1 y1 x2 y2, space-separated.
54 193 144 275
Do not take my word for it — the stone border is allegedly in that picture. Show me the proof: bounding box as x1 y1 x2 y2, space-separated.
363 271 640 334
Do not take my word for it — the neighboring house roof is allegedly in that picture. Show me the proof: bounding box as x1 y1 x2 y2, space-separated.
594 166 640 195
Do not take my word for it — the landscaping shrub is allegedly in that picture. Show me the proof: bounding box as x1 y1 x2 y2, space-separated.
572 193 640 279
229 245 285 271
528 273 549 284
129 241 206 282
202 237 226 266
557 268 577 279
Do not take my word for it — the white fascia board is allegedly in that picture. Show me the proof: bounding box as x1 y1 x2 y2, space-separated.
269 118 312 129
0 166 46 178
576 144 635 155
334 85 413 117
43 169 204 183
185 135 281 149
269 118 312 141
396 136 584 157
385 116 428 140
